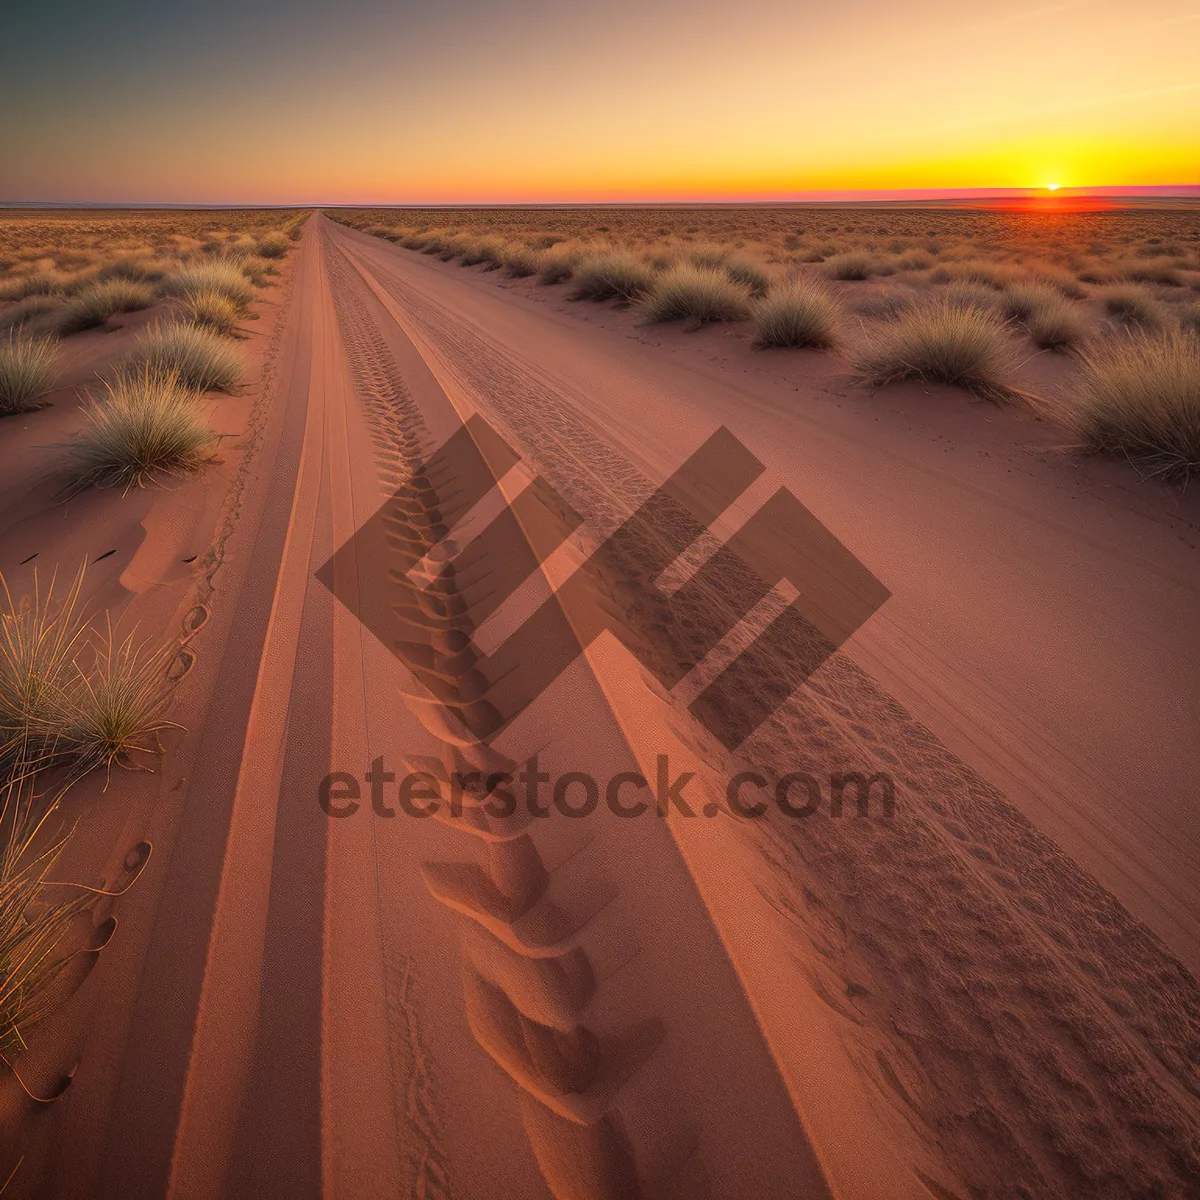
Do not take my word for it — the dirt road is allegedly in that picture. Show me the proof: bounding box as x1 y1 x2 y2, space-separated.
22 214 1200 1200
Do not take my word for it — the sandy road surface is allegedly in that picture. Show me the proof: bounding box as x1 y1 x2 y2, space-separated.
19 214 1200 1200
25 216 837 1200
329 219 1200 972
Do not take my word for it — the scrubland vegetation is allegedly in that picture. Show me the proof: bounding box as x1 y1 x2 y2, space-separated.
852 299 1019 400
1 566 177 1075
0 209 303 489
330 204 1200 478
59 368 217 493
0 209 302 1085
1062 329 1200 480
0 333 57 414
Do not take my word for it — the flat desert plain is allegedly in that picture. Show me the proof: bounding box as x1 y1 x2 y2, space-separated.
1 204 1198 1200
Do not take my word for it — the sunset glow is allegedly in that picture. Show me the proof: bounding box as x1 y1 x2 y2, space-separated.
1 0 1197 203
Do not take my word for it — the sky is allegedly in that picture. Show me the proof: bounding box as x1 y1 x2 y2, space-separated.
0 0 1197 204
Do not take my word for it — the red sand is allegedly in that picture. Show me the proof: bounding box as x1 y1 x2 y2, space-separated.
5 214 1199 1199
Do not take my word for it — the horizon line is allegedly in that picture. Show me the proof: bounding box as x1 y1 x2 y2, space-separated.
3 185 1200 210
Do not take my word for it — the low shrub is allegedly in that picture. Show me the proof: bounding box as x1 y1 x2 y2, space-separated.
129 322 243 392
570 253 656 303
1059 329 1200 479
58 368 215 492
0 333 57 415
851 299 1018 400
638 264 751 326
752 278 840 348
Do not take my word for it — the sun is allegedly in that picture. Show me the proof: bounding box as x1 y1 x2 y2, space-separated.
1046 182 1060 191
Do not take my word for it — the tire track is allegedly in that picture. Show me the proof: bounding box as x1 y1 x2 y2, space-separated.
321 235 816 1199
330 222 1200 1200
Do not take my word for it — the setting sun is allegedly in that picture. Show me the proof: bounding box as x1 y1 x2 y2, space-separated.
2 4 1199 1200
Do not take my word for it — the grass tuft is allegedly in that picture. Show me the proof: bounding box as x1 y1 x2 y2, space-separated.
158 260 256 311
0 333 57 415
239 256 277 287
0 564 176 1063
0 758 90 1061
129 322 243 392
724 258 771 298
459 238 506 269
539 251 577 285
1 565 177 773
178 289 241 336
851 299 1019 400
1059 329 1200 479
501 245 544 278
638 264 751 326
1000 281 1087 350
255 231 290 259
752 278 841 348
59 368 215 493
0 294 66 336
570 253 656 303
57 621 177 774
1025 295 1087 351
1102 286 1164 330
823 252 877 281
58 279 155 334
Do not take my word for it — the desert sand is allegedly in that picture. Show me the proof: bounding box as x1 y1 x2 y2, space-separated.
2 211 1199 1200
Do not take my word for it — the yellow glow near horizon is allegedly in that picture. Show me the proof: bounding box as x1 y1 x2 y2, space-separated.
2 0 1198 203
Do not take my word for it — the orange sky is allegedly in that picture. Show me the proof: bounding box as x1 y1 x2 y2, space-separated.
1 0 1197 203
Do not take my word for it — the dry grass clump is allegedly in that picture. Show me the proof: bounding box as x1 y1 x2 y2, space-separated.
239 256 277 287
255 231 290 259
687 244 730 269
1124 258 1182 287
178 289 241 336
96 256 173 284
58 368 215 492
1 566 177 774
57 623 177 773
501 245 543 278
1030 267 1087 300
895 250 934 271
459 238 506 269
158 260 256 311
849 288 917 321
0 334 57 415
0 271 71 303
823 252 877 281
570 253 655 303
1059 329 1200 479
1102 286 1164 330
58 279 155 334
0 763 91 1064
851 298 1019 400
638 264 751 326
1001 281 1062 322
1002 283 1087 349
752 278 840 348
956 261 1019 290
938 282 1003 313
539 251 577 285
1025 294 1088 350
129 322 243 392
724 258 771 298
0 295 65 335
0 564 177 1069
